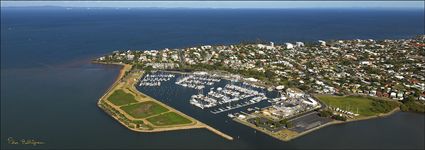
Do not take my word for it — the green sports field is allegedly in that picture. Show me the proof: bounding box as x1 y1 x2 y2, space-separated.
107 89 138 106
120 101 169 119
316 95 378 116
146 112 192 126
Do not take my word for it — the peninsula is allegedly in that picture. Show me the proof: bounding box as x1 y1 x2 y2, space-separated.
95 63 233 140
95 35 425 142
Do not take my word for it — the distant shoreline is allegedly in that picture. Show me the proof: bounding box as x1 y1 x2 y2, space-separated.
2 5 425 11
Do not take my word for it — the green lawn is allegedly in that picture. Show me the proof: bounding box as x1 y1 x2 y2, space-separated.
107 90 138 106
147 112 192 126
120 101 169 119
316 95 378 116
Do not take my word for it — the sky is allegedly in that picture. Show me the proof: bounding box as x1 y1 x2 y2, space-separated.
1 1 424 9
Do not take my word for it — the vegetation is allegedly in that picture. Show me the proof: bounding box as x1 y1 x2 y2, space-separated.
401 101 425 113
251 117 292 129
401 96 425 113
143 65 153 74
177 64 278 85
369 100 400 113
107 90 138 106
120 101 169 119
133 63 144 69
318 110 333 117
285 121 294 128
332 115 347 121
275 129 299 141
100 101 134 127
146 112 192 126
317 95 399 117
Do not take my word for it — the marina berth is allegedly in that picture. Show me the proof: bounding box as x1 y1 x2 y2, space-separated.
187 81 269 114
175 73 221 90
138 73 175 87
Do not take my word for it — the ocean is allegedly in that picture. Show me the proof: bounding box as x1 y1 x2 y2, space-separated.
1 7 424 149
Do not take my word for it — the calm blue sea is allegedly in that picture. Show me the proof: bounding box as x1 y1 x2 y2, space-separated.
1 7 424 149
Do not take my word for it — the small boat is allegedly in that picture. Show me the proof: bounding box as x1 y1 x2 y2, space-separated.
227 114 235 118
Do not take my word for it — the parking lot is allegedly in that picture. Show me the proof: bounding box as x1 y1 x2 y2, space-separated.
289 111 333 133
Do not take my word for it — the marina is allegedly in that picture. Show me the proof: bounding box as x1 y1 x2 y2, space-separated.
137 71 277 115
133 69 424 149
265 93 322 119
138 72 175 87
175 72 221 90
3 6 425 149
189 82 268 113
137 71 331 141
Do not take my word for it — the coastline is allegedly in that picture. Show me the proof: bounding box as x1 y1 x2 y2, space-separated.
92 62 405 142
233 106 401 142
93 61 233 140
94 62 131 101
289 107 400 141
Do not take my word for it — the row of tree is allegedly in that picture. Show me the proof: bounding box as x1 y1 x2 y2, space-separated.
318 109 347 121
251 117 294 129
369 100 400 113
401 96 425 113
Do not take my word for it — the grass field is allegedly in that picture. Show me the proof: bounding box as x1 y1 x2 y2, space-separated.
316 95 379 116
120 101 169 119
107 89 138 106
147 112 192 126
275 129 299 141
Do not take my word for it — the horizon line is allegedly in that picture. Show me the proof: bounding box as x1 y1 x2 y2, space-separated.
1 1 424 9
2 6 424 9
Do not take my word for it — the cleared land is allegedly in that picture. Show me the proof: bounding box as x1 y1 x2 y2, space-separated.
275 129 299 141
108 89 138 106
147 112 193 126
120 101 169 119
316 95 389 116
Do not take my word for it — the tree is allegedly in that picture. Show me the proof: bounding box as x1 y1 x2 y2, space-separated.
265 69 275 79
279 119 288 125
401 100 425 113
319 110 333 117
286 122 294 128
400 104 409 112
333 115 347 121
143 65 153 73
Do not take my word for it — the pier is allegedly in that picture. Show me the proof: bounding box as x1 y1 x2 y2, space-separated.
190 82 269 112
204 124 234 140
210 97 265 114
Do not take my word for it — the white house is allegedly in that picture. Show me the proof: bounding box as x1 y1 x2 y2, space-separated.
257 43 275 50
318 40 326 46
296 42 305 47
138 55 147 62
171 54 179 61
126 54 135 61
286 88 304 98
285 43 294 49
201 45 212 50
